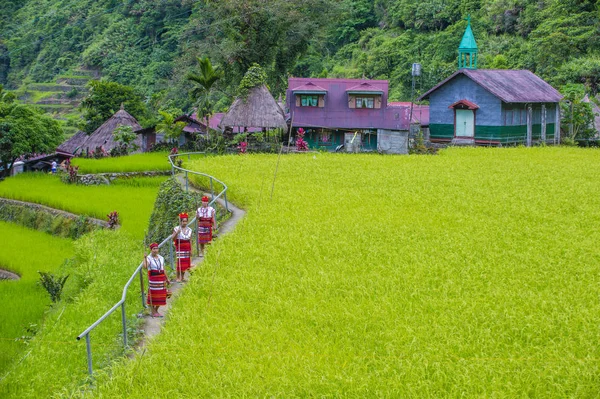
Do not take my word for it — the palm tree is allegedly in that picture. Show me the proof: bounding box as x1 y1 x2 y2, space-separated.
186 56 224 130
156 110 186 144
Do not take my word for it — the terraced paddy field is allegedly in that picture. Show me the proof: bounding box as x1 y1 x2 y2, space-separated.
0 222 74 374
0 171 165 397
0 174 167 239
83 147 600 397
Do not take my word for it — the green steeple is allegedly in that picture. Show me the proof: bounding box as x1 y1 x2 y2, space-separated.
458 15 478 69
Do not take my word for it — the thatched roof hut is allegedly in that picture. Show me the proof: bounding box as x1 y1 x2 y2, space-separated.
80 105 143 154
56 130 89 155
220 85 287 131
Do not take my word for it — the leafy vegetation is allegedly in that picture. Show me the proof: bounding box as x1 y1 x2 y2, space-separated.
79 80 148 133
0 99 63 177
84 148 600 397
2 0 598 109
0 222 74 376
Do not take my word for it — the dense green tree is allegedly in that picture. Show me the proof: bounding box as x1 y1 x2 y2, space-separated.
79 80 148 133
0 102 63 177
560 83 596 141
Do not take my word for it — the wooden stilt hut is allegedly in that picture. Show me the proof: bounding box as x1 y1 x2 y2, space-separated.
78 105 143 156
219 84 288 135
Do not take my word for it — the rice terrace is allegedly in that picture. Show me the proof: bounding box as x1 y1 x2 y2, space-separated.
1 1 600 396
0 147 597 397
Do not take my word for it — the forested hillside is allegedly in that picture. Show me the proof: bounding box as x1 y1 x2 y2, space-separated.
0 0 598 110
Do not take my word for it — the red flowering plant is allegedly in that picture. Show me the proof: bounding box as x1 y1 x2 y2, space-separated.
296 128 308 151
107 211 120 229
170 147 178 155
238 141 248 154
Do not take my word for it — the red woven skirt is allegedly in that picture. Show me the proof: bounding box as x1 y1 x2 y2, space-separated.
174 239 191 272
198 218 213 244
147 270 167 306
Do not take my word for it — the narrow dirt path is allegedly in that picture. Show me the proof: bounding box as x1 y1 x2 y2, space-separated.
136 176 246 345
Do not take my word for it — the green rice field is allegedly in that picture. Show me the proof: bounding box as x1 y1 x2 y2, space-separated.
0 174 167 238
71 152 171 174
82 147 600 397
0 171 166 397
0 222 74 375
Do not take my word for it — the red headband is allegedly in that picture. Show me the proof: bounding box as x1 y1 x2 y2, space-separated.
201 196 209 202
149 242 158 249
179 212 188 220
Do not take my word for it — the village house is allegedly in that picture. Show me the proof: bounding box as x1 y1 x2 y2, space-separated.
286 78 427 153
418 18 563 146
57 105 143 156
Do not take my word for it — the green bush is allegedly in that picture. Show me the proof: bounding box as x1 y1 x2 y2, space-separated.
37 272 69 302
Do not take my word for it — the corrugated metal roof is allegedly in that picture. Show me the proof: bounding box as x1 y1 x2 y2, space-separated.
419 69 563 103
346 82 384 93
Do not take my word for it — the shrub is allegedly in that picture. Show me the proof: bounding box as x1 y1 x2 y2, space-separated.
37 272 69 303
107 211 119 229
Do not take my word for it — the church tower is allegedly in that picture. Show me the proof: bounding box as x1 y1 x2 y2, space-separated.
458 16 478 69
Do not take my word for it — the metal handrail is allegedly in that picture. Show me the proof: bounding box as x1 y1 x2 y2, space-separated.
76 152 228 376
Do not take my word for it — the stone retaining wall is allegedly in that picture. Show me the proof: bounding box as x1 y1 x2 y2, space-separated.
77 171 171 185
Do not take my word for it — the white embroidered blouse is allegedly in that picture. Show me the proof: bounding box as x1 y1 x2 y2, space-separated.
146 254 165 272
196 206 215 219
173 226 193 240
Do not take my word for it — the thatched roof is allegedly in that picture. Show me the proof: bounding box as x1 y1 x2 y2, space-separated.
220 85 287 130
80 106 143 153
56 130 89 155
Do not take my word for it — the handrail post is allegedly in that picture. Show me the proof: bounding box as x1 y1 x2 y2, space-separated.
139 267 146 308
224 190 229 212
121 303 128 348
85 334 93 376
185 171 189 193
169 238 174 271
210 177 214 201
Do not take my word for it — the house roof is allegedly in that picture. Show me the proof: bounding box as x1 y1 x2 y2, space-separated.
291 82 328 94
449 99 479 110
346 82 384 94
56 130 89 155
387 102 430 125
418 69 563 103
80 106 143 153
220 85 287 130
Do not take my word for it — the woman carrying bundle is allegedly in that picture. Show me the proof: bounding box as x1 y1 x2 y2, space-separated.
196 196 216 257
172 212 192 282
143 242 169 318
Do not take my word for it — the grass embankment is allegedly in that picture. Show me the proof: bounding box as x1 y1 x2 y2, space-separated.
72 152 171 174
0 174 167 238
0 222 74 374
88 147 600 397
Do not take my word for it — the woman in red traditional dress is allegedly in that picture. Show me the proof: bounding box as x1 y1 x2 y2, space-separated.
172 212 192 282
143 242 169 317
196 196 216 257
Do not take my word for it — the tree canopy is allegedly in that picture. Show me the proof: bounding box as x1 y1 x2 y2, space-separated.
0 102 63 176
80 80 149 133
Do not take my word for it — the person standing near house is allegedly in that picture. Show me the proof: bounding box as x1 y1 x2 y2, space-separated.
51 160 57 174
196 196 216 257
172 212 193 282
143 242 169 317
